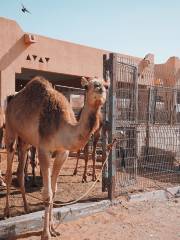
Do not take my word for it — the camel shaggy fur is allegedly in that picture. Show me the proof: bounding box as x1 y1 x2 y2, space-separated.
4 76 109 240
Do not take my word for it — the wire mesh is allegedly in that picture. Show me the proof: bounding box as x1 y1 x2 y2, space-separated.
111 58 180 195
115 125 180 195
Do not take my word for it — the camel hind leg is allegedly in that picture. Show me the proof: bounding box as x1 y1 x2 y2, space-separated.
17 137 30 213
4 132 16 218
73 150 80 175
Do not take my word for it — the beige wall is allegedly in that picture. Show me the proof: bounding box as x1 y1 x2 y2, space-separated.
0 17 155 106
155 57 180 87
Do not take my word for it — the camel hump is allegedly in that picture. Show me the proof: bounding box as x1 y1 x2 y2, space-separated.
27 76 52 89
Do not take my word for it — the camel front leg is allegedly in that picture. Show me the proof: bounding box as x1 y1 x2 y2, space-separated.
49 150 69 237
73 150 80 175
38 148 52 240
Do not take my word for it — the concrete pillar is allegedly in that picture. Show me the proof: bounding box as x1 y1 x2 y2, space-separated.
0 69 15 108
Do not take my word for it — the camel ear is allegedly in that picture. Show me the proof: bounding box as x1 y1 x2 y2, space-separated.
81 77 89 88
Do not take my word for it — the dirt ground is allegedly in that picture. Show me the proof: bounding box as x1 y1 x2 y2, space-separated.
14 198 180 240
0 149 180 240
0 150 107 219
0 148 179 220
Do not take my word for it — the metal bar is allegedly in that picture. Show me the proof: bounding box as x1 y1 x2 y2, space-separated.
133 68 138 180
153 87 157 124
134 68 138 123
108 53 117 200
102 54 109 192
116 61 137 69
55 84 85 92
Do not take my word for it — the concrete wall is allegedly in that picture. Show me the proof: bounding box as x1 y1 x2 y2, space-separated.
2 17 180 109
0 17 154 106
155 57 180 87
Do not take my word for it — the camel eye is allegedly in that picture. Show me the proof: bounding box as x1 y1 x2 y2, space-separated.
105 85 109 90
94 82 101 88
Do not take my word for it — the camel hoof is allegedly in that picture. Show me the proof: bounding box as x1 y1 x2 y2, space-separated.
82 177 87 183
50 231 56 237
24 204 31 214
50 227 60 237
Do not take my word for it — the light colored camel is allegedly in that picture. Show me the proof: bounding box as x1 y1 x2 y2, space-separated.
72 54 152 183
138 53 153 78
4 76 109 240
73 112 103 182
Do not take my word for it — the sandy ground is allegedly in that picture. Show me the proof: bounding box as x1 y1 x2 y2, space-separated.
0 151 107 219
15 198 180 240
0 148 179 219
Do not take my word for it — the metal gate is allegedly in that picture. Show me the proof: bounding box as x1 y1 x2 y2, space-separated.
103 53 180 198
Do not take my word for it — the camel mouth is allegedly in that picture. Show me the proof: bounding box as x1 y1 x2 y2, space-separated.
95 88 105 95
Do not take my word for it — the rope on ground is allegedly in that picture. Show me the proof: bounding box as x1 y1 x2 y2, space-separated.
2 138 117 208
25 138 117 207
152 180 179 199
52 138 117 237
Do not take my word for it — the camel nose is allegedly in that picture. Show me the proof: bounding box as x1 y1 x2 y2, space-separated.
98 87 103 93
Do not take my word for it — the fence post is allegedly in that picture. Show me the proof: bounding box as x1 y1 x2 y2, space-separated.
107 53 117 200
133 67 138 179
172 89 177 124
102 54 110 192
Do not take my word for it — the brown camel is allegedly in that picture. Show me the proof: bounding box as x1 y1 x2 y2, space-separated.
73 112 103 182
4 75 109 240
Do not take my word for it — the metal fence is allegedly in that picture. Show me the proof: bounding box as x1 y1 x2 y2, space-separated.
103 53 180 198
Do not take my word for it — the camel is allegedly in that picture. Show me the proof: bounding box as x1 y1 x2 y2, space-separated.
138 53 153 78
73 112 103 182
4 75 109 240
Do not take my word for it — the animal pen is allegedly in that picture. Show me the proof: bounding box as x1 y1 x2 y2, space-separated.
102 53 180 199
0 54 180 218
0 18 180 221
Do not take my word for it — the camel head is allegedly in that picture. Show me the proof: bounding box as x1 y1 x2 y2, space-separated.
142 58 151 68
81 76 110 107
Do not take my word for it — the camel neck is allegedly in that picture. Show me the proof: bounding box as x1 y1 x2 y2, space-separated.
64 101 101 151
